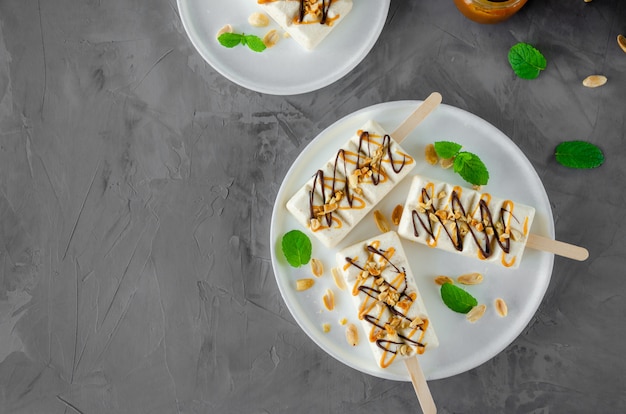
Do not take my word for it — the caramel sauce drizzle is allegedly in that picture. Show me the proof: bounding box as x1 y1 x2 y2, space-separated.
410 184 525 262
344 240 428 368
356 131 411 178
307 129 413 229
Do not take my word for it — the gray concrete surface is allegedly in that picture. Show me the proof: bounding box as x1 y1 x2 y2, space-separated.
0 0 625 413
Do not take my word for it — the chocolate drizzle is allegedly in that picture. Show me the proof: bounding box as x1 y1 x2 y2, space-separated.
344 244 426 357
364 315 424 353
356 131 372 181
446 191 467 251
411 187 437 240
410 187 516 259
309 170 331 226
496 204 514 253
467 199 494 258
333 149 353 207
356 132 407 186
298 0 305 22
345 256 365 271
298 0 333 24
321 0 331 24
366 245 404 274
307 128 411 228
384 134 407 174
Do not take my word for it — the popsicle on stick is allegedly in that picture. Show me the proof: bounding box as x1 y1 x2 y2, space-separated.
397 175 588 268
336 231 438 413
286 93 442 248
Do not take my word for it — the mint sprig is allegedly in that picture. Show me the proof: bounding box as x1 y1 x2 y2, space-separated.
218 32 266 53
508 42 547 79
454 152 489 186
440 282 478 314
281 230 312 268
433 141 462 159
434 141 489 186
555 141 605 169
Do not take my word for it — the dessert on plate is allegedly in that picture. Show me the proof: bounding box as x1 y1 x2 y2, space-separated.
286 120 415 247
258 0 353 50
336 231 439 368
398 175 535 268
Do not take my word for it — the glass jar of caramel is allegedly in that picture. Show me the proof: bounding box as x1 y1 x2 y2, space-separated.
453 0 528 24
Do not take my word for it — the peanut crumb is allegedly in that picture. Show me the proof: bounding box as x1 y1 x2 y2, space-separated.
391 204 403 225
296 278 314 291
582 75 607 88
466 304 487 323
322 289 335 311
373 210 390 233
425 143 439 165
457 272 484 285
434 275 454 285
440 157 454 169
331 267 346 290
216 24 233 39
618 34 626 54
248 12 270 27
346 323 359 346
495 298 508 317
263 29 280 48
310 258 324 277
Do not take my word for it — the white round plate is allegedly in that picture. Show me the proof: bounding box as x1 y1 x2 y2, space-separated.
270 100 555 381
177 0 390 95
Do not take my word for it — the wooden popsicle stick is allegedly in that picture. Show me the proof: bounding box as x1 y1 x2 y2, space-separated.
527 234 589 261
404 356 437 414
390 93 588 265
392 92 442 144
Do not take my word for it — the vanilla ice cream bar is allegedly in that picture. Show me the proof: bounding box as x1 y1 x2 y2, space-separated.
397 175 535 268
258 0 353 50
336 231 439 368
286 120 416 247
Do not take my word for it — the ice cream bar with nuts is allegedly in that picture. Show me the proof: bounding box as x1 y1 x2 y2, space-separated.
335 231 439 368
258 0 353 50
286 120 416 248
397 175 536 268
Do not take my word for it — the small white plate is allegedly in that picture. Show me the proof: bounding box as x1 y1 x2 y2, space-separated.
270 100 555 381
177 0 390 95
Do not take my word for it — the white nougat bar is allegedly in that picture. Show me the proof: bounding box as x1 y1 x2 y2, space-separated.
335 231 439 368
286 120 416 247
397 175 535 269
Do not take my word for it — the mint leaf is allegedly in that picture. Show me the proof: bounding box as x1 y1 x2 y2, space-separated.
440 282 478 314
245 35 266 52
555 141 605 169
434 141 462 159
281 230 312 268
508 43 547 79
453 151 489 186
217 32 266 53
218 32 243 48
432 141 490 186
